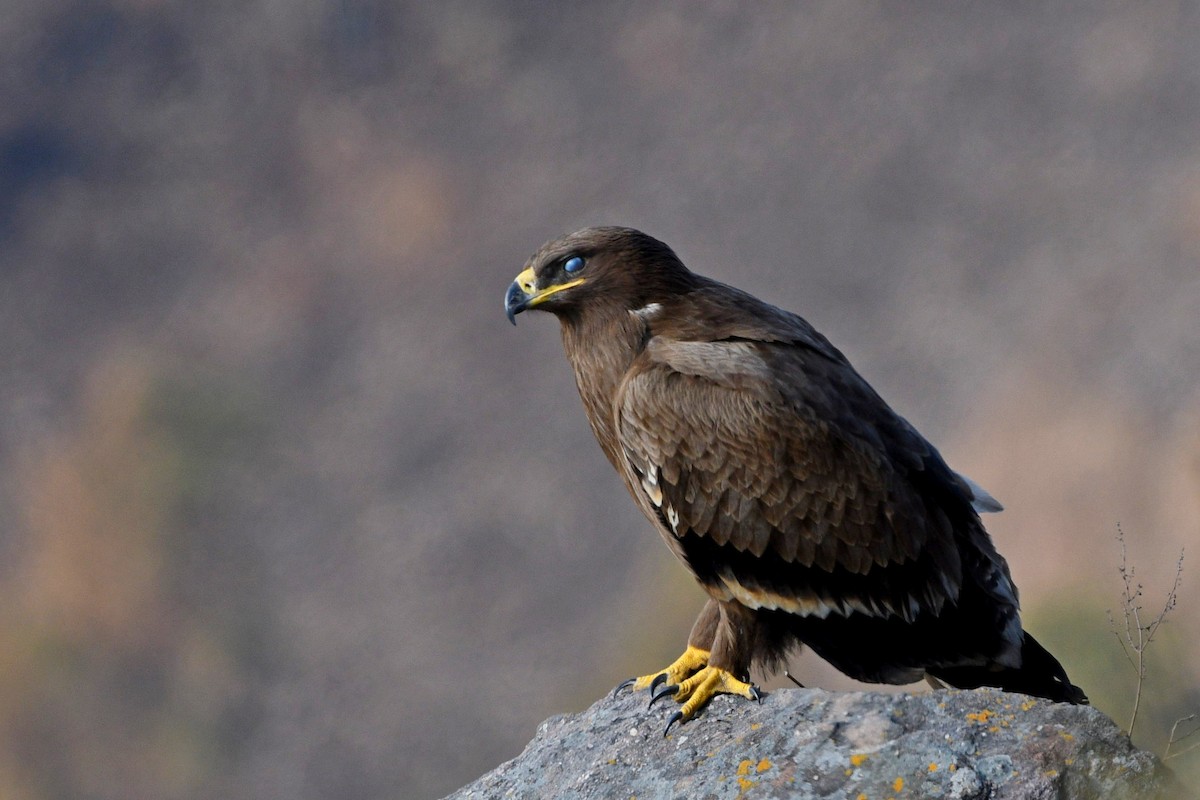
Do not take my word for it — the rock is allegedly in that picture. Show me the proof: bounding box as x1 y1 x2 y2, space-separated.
445 687 1185 799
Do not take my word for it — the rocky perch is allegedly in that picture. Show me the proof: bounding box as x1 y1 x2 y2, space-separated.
446 687 1185 799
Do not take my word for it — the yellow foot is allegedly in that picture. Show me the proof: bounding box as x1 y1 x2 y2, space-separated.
654 665 762 734
612 647 762 734
671 666 760 715
613 645 710 697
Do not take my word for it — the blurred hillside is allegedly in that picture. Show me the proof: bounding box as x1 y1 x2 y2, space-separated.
1 2 1198 798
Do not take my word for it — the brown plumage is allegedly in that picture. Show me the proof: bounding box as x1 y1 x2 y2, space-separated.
505 226 1086 729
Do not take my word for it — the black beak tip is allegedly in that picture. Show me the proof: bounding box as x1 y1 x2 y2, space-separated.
504 281 528 325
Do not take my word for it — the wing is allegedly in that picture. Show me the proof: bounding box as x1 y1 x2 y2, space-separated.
615 334 975 623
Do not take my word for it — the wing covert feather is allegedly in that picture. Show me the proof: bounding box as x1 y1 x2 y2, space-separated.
616 336 965 618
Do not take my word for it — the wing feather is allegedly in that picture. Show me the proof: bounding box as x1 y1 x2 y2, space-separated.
617 334 970 621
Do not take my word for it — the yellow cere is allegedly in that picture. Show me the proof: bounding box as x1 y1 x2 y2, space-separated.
513 267 536 293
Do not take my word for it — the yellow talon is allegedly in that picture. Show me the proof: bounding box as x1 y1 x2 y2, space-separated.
674 666 759 721
627 645 710 691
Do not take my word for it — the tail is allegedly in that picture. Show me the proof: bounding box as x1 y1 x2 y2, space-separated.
931 632 1089 705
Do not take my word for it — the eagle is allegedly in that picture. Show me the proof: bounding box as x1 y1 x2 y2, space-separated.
504 226 1086 732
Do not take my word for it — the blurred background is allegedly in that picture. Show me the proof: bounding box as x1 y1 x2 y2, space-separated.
1 2 1198 797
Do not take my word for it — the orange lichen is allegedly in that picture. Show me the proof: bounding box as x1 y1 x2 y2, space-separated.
736 760 753 776
927 762 938 772
893 776 905 792
756 759 771 773
850 753 868 767
966 709 994 724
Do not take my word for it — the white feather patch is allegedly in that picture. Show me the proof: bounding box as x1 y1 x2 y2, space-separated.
630 302 663 320
640 466 663 507
716 574 885 619
666 505 680 531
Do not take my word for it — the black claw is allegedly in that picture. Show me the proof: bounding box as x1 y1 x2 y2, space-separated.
612 678 636 699
663 711 683 737
649 683 679 708
649 672 668 693
750 685 763 704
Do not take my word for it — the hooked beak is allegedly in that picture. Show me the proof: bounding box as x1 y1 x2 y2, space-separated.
505 279 529 325
504 266 585 325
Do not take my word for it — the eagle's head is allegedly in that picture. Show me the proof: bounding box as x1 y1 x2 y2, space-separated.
505 227 696 325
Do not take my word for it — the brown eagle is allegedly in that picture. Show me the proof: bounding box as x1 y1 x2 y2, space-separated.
505 227 1086 732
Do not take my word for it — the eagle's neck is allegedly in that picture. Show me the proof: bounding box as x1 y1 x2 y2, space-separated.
560 309 648 471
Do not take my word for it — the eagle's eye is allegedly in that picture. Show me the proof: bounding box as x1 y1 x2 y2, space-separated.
563 256 585 274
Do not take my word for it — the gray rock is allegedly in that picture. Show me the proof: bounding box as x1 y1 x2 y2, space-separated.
445 687 1186 799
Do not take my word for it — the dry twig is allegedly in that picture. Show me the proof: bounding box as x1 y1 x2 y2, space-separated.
1105 524 1184 738
1165 714 1200 761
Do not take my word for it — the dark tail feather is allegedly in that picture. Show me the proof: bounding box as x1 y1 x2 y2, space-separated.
931 632 1089 705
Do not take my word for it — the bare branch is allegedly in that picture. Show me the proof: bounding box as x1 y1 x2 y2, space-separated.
1108 524 1187 739
1165 714 1200 761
